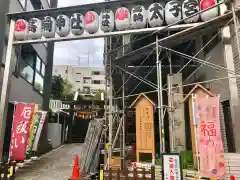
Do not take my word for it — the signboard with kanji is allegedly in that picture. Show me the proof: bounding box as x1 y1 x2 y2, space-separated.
162 153 182 180
130 93 156 162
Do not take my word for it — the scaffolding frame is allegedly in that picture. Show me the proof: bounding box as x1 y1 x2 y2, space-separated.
1 0 240 170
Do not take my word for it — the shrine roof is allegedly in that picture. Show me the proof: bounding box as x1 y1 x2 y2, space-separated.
129 93 156 108
183 83 215 102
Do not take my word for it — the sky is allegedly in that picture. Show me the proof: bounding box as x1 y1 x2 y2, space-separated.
53 0 105 67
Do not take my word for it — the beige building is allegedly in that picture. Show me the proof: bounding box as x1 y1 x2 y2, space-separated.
53 65 105 95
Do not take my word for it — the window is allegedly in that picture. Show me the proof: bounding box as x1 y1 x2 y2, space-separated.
92 80 101 84
36 57 41 72
76 81 80 82
34 72 44 93
20 60 34 83
92 71 100 75
83 77 91 84
76 73 81 75
36 56 45 76
41 63 45 76
19 45 46 94
21 45 35 67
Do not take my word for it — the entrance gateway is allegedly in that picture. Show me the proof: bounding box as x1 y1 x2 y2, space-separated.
0 0 239 175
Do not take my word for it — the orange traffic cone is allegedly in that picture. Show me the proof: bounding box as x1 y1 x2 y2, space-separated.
69 155 80 180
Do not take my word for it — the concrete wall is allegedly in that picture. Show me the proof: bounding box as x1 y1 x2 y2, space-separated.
187 42 229 151
48 123 62 149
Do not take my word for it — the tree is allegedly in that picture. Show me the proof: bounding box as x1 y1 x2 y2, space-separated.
62 79 74 100
93 89 105 100
51 75 74 100
51 75 64 99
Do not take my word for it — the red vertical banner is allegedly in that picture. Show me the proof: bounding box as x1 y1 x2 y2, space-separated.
9 103 35 161
196 96 226 178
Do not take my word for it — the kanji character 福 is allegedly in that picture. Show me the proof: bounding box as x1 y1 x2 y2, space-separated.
201 123 216 136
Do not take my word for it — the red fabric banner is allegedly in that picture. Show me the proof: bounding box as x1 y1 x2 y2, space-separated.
9 103 35 160
196 96 226 178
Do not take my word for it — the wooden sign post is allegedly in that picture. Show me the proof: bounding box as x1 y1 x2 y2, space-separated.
130 93 156 162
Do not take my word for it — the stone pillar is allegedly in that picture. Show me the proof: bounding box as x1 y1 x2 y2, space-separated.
168 73 186 152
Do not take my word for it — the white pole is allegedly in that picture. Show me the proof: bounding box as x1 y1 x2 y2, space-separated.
156 35 165 153
0 19 15 161
192 94 200 172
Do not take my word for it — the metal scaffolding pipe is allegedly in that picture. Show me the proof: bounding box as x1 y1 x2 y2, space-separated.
156 35 165 153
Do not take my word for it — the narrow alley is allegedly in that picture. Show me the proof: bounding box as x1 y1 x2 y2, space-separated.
15 144 82 180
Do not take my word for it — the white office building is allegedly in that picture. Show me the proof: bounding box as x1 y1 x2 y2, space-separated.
53 65 105 95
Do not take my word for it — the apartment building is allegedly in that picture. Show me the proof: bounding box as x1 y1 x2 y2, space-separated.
53 65 105 95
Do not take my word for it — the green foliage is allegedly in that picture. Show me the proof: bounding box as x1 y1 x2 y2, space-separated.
93 89 105 100
180 150 195 169
79 89 105 101
51 75 64 99
62 79 74 99
51 75 74 101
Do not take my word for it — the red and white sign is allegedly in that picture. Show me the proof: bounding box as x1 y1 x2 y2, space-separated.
196 96 226 178
9 104 35 160
200 0 218 22
84 11 99 34
115 7 130 30
14 19 28 40
163 154 181 180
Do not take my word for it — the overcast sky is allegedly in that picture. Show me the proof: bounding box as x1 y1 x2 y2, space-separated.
53 0 104 67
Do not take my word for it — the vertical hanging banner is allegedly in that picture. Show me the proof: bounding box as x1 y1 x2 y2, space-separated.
196 95 226 178
32 111 47 151
26 105 39 158
9 104 35 160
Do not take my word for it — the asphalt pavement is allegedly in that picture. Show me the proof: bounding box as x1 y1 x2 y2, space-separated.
15 144 82 180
